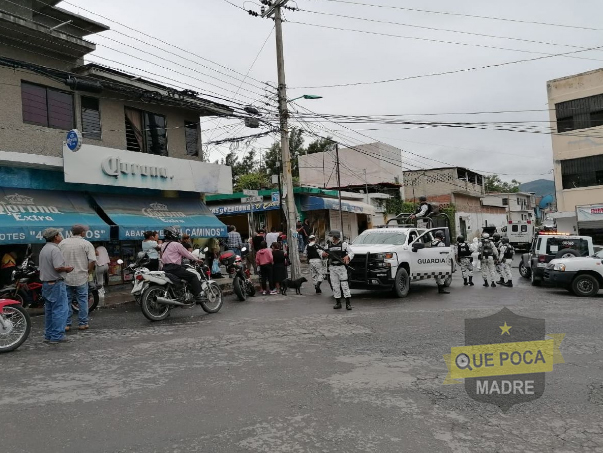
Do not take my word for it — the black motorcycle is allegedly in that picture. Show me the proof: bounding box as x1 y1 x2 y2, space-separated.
220 247 255 301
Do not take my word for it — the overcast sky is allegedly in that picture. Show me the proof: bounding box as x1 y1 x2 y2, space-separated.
62 0 603 183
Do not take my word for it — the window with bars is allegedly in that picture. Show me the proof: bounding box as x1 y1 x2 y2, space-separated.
561 154 603 189
81 97 101 140
21 82 74 130
184 121 199 156
124 107 168 156
555 94 603 132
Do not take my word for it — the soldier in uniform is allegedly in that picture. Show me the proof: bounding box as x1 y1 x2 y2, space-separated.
455 235 474 286
322 230 354 310
479 232 499 288
431 231 450 294
498 237 515 287
305 235 324 293
492 232 504 284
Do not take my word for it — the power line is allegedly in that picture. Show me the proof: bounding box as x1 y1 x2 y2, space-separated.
307 0 603 32
286 21 603 64
292 43 603 89
299 8 598 51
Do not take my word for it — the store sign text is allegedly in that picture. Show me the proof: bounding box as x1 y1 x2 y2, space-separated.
101 157 174 180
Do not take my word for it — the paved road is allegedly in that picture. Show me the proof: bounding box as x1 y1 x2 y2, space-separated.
1 270 602 452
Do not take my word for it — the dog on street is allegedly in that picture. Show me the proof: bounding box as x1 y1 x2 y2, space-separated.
280 277 308 296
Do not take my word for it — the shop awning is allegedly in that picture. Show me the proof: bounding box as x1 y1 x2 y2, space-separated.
577 204 603 229
0 188 110 244
301 196 375 215
92 194 227 240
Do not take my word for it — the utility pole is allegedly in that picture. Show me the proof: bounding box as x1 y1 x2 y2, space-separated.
335 143 344 235
263 0 301 279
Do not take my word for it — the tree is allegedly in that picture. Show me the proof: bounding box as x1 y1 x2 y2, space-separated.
485 175 521 193
263 128 306 177
235 173 271 192
306 136 335 155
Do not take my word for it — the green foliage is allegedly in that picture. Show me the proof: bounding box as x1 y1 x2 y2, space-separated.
234 173 271 192
485 175 521 193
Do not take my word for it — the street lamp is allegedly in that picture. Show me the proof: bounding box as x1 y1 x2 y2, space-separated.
287 94 323 103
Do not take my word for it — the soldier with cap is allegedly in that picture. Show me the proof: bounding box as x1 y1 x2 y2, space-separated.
305 234 324 293
39 228 73 344
432 231 450 294
322 230 354 310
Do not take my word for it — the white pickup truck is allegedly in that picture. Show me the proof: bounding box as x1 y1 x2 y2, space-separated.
544 249 603 297
348 226 454 297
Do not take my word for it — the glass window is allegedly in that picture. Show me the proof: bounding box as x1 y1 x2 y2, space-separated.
184 121 199 156
521 225 528 232
353 232 407 245
81 97 101 140
512 225 519 232
546 238 590 256
21 82 74 129
555 94 603 132
502 198 508 206
144 112 167 156
561 154 603 189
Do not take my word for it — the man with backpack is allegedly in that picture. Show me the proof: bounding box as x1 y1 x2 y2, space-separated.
479 232 499 288
498 237 515 287
455 235 474 286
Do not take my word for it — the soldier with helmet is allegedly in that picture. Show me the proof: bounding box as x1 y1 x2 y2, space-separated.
492 232 504 284
455 235 474 286
410 196 433 221
479 232 499 287
498 237 515 287
431 230 450 294
322 230 354 310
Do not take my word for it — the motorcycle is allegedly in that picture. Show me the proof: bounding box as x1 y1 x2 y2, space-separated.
138 250 223 321
0 298 31 353
220 247 255 301
120 253 152 305
0 255 99 313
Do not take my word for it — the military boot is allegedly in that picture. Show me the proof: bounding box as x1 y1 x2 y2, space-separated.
333 299 342 309
438 285 450 294
505 281 513 287
315 282 322 294
463 278 468 286
483 280 489 287
491 282 497 288
469 276 474 286
498 277 505 284
345 298 352 310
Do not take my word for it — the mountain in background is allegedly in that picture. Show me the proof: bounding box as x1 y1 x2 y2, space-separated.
519 179 555 198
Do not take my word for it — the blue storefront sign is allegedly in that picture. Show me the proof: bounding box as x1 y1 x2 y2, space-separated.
301 196 373 214
210 201 280 216
0 188 109 244
271 192 280 203
92 194 227 239
65 129 82 152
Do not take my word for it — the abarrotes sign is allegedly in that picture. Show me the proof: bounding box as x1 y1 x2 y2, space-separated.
0 189 109 244
443 308 565 412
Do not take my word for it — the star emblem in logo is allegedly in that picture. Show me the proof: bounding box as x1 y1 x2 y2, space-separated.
499 321 512 335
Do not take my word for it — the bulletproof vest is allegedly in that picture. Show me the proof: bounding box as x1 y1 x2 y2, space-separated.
458 242 471 257
503 245 515 259
327 240 348 264
481 239 494 257
306 243 321 260
416 202 433 216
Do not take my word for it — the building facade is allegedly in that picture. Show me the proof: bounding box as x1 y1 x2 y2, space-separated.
0 1 232 285
547 69 603 240
403 167 507 239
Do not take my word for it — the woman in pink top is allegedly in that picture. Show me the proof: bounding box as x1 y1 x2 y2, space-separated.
255 241 276 295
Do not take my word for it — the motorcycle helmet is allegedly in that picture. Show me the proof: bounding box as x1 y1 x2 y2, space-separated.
419 195 427 202
434 231 444 239
164 226 181 241
501 237 510 244
482 232 490 239
457 235 465 243
493 233 501 241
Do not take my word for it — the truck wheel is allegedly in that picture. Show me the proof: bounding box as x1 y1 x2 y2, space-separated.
571 274 599 297
555 248 580 259
393 267 410 298
519 262 531 279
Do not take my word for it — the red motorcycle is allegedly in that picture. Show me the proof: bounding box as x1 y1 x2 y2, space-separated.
220 247 255 301
0 298 31 352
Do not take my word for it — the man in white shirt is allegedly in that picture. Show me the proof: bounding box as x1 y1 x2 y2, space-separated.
95 245 110 291
59 225 96 331
265 227 280 249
